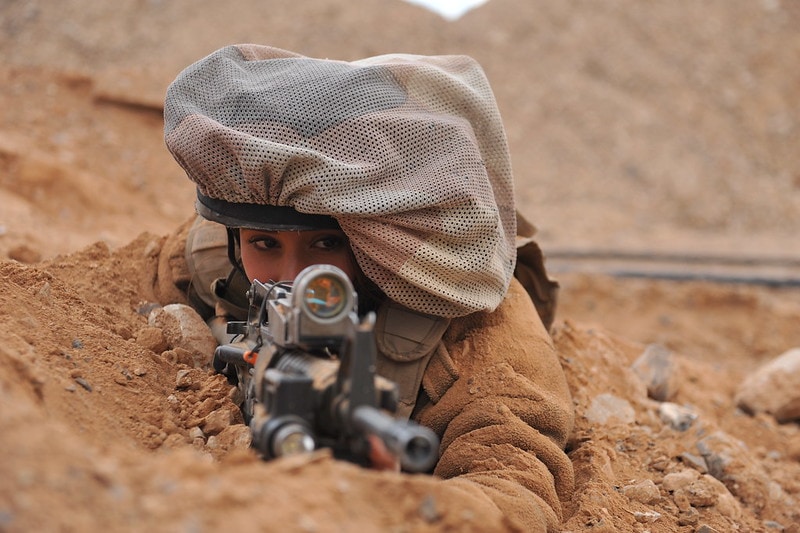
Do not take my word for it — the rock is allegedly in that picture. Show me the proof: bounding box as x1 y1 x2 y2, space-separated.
679 452 708 474
202 408 233 435
695 430 748 481
585 393 636 425
658 402 698 431
176 369 194 389
662 469 700 493
631 343 679 401
621 479 661 504
676 506 699 526
418 495 441 523
696 430 794 513
213 424 252 451
682 474 740 519
161 347 196 367
682 478 717 507
135 326 169 353
631 510 660 524
735 347 800 422
149 303 217 368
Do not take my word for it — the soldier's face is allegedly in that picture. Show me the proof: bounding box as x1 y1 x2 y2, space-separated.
239 228 357 283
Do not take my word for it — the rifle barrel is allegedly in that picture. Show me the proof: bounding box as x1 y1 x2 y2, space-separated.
351 405 439 473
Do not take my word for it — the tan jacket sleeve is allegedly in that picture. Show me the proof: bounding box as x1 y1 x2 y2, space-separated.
415 278 575 532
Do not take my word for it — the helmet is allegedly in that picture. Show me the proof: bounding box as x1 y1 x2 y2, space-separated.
164 44 517 318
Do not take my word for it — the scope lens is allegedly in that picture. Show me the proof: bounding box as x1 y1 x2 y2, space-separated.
303 274 348 319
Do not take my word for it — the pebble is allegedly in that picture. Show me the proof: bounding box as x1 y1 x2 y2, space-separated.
680 452 708 474
683 479 717 507
631 343 679 401
662 469 699 492
632 510 660 523
135 327 169 354
74 377 92 392
695 430 745 481
658 402 698 431
585 393 636 426
149 304 217 368
418 495 440 523
175 369 193 389
735 347 800 422
676 506 699 526
217 424 252 450
621 479 661 504
201 407 232 435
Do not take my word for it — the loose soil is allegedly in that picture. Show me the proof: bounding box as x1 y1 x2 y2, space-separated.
1 1 799 531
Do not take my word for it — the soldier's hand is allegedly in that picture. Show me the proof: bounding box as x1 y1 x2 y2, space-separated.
367 434 400 472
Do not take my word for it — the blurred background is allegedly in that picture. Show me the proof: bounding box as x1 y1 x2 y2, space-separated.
1 0 798 269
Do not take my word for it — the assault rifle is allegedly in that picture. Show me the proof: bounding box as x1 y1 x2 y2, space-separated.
212 264 439 472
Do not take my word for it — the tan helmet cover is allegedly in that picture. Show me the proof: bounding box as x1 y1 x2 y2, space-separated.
164 44 517 318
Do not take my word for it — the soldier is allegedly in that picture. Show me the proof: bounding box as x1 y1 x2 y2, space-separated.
160 44 574 531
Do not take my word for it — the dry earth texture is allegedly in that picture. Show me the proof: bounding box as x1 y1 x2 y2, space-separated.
1 1 799 531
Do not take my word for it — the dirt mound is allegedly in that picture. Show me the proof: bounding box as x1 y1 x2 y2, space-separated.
1 0 799 531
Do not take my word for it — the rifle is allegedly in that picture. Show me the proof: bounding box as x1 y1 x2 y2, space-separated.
212 264 439 473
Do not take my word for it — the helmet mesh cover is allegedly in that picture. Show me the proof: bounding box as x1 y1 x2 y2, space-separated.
165 44 517 318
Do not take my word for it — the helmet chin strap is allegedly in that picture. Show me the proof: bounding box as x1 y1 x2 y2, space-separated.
226 227 247 278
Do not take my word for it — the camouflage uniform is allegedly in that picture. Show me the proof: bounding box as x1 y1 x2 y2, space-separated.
160 45 575 531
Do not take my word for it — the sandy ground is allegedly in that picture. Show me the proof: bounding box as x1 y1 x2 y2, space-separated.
1 0 799 531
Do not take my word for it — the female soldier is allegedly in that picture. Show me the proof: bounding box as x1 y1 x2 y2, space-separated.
162 44 574 531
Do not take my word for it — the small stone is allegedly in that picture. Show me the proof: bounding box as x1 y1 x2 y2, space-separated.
418 495 440 523
649 455 671 471
37 282 51 302
585 393 636 426
699 474 741 520
680 452 708 474
74 377 92 392
135 327 169 353
161 348 196 366
631 343 679 401
176 369 193 389
695 431 747 481
214 424 252 451
149 304 217 369
188 427 204 440
658 402 698 431
621 479 661 504
632 510 660 523
202 408 232 435
672 488 692 512
676 507 699 526
684 479 717 507
662 469 699 492
735 347 800 422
